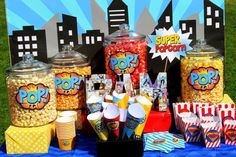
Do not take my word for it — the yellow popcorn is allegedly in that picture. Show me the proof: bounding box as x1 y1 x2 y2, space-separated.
181 52 224 103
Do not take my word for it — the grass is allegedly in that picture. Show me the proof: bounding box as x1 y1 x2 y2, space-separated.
0 0 236 144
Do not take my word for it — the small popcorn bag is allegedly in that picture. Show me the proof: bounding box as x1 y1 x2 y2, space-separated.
192 102 211 115
201 122 221 148
177 112 197 133
197 105 216 119
216 103 235 111
173 102 191 129
224 120 236 145
181 117 201 142
217 108 236 125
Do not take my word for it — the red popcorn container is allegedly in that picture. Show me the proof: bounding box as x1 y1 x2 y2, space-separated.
177 112 196 132
182 117 201 142
173 103 191 129
104 24 147 89
201 122 221 148
192 102 211 115
217 109 236 125
224 120 236 145
216 103 235 111
197 106 216 119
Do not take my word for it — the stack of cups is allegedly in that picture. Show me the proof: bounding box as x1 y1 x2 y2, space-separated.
55 117 76 150
59 111 78 129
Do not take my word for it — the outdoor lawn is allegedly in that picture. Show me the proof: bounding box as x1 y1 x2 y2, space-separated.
0 0 235 145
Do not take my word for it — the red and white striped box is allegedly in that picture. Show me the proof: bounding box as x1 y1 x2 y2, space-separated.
182 117 201 142
192 102 211 115
217 109 236 125
197 106 216 119
201 116 220 123
173 103 191 130
216 103 235 111
177 112 196 132
224 120 236 145
201 122 221 148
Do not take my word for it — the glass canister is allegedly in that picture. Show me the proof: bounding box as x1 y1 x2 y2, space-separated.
6 54 57 127
104 24 147 89
181 40 224 103
51 45 91 110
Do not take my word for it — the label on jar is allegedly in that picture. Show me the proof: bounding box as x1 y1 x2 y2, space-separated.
187 67 220 91
109 52 139 74
55 72 83 95
16 83 50 110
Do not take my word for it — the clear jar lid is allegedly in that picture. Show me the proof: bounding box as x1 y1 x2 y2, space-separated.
51 45 89 67
104 24 146 42
186 40 221 58
6 54 51 74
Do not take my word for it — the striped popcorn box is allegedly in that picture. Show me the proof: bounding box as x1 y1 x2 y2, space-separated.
201 122 221 148
217 109 236 125
197 106 216 119
224 120 236 145
182 117 201 142
173 103 191 130
177 112 196 133
192 102 211 115
216 103 235 111
201 116 220 123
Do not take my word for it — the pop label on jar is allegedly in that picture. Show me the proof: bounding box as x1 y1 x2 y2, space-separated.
55 72 83 95
187 67 220 91
110 52 139 74
16 83 50 110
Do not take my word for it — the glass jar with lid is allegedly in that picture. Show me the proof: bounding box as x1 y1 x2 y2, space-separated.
104 24 147 89
181 40 224 103
51 45 91 110
6 54 57 127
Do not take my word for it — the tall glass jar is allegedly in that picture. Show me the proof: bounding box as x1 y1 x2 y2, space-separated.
104 24 147 89
181 40 224 103
51 45 91 110
6 54 57 127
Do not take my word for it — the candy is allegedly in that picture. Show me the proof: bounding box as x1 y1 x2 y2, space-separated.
7 71 57 127
104 40 147 89
181 55 224 103
52 66 91 110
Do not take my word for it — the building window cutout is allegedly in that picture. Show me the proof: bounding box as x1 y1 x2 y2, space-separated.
68 30 73 36
32 51 38 56
25 52 30 55
207 7 211 15
215 22 220 29
18 44 23 50
31 36 37 41
60 39 64 44
215 10 219 17
91 36 95 44
24 36 30 41
18 52 24 57
206 18 212 26
17 36 23 42
25 44 30 49
86 36 90 44
97 36 102 41
59 26 63 31
189 27 193 34
182 23 186 31
69 41 74 47
165 16 170 23
32 44 38 49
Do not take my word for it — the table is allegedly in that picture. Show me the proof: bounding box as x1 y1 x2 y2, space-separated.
1 133 236 157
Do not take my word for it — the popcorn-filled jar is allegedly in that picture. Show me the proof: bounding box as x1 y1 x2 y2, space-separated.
181 40 224 103
6 54 57 127
104 24 147 89
51 45 91 110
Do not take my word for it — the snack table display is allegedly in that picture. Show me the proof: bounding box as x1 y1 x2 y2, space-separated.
2 133 236 157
